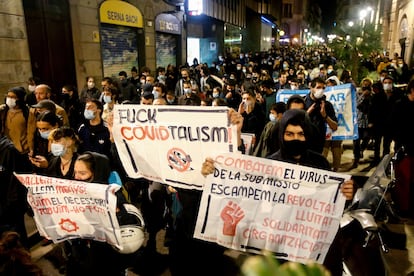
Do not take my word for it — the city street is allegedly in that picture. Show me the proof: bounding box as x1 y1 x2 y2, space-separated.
30 141 414 275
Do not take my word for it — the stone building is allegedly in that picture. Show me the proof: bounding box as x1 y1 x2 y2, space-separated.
0 0 282 99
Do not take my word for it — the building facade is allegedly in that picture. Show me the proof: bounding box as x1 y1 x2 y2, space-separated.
337 0 414 67
0 0 284 98
383 0 414 66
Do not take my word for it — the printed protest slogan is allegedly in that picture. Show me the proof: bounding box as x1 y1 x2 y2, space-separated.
15 174 121 247
112 105 238 190
194 153 348 264
276 84 358 140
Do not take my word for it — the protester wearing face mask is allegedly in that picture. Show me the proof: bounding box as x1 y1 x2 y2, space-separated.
395 57 410 84
77 99 112 159
175 67 199 97
29 111 61 172
326 65 336 78
367 75 403 166
304 77 338 153
25 77 39 106
177 81 201 106
152 83 167 101
60 85 83 130
202 108 355 276
238 89 266 151
32 126 80 179
166 90 178 105
0 87 30 155
101 86 119 124
224 79 241 110
289 78 300 90
69 151 132 275
118 71 136 103
79 76 100 105
253 102 286 158
27 85 69 156
211 86 225 101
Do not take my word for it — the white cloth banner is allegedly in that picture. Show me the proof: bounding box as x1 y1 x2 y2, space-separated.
112 105 238 190
15 174 121 247
241 133 255 155
276 84 358 140
194 153 348 264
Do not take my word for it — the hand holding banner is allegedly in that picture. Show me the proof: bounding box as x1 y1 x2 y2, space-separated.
15 174 121 247
194 153 349 264
112 105 238 190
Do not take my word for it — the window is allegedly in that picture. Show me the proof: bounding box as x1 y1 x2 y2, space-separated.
283 4 292 18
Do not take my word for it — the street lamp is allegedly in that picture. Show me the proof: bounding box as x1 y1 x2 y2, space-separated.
359 6 373 26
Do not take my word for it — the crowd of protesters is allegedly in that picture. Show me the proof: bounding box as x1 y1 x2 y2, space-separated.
1 44 414 275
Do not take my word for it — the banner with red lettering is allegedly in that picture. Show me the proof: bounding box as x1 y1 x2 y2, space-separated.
15 174 122 247
112 105 238 190
194 153 348 264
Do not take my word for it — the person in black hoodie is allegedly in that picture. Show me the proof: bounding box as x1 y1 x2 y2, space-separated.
267 109 354 275
64 151 130 275
203 109 355 275
0 130 30 247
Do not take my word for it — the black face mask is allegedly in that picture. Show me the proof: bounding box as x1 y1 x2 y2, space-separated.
284 140 307 157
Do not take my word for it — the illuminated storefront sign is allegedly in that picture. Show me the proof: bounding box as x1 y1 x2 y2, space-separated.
155 14 181 35
100 0 143 28
188 0 203 16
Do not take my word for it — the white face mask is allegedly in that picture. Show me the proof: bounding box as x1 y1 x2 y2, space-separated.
152 90 160 99
39 130 51 140
290 85 298 90
103 95 112 103
84 109 96 120
383 83 392 91
28 85 36 92
184 88 192 94
6 97 16 109
243 99 252 107
313 89 324 99
51 143 66 157
269 113 277 122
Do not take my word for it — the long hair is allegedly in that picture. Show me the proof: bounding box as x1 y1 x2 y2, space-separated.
0 231 43 275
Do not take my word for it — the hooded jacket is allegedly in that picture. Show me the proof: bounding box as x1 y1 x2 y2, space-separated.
82 151 111 184
0 136 28 221
267 109 330 170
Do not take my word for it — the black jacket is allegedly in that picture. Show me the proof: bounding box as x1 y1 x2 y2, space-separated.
392 96 414 155
0 136 28 222
304 93 338 153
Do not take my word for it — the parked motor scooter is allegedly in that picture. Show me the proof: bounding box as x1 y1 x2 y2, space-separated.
340 148 405 276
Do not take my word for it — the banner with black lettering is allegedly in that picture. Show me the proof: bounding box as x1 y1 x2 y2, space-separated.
194 153 348 264
276 84 358 140
112 105 238 190
15 174 122 247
